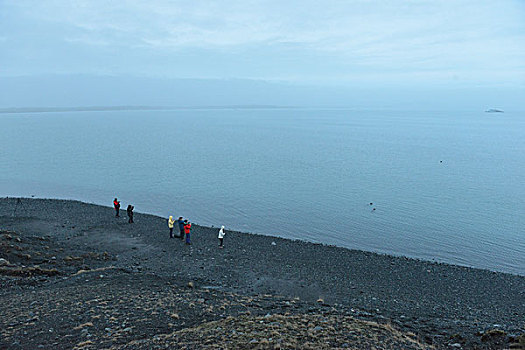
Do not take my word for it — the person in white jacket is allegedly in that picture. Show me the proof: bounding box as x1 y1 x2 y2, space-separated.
218 226 225 248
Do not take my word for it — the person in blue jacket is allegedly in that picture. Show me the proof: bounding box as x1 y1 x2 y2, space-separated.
177 217 185 240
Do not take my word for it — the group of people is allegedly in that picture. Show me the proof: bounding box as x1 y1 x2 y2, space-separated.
168 216 193 245
167 216 226 247
113 198 226 247
113 198 134 223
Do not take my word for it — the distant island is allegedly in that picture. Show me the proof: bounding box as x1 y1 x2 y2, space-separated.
485 108 504 113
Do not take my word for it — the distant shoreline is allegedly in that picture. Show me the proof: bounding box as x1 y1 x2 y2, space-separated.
0 105 298 114
3 106 521 114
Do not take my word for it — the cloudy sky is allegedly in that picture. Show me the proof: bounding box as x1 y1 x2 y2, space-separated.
1 0 524 88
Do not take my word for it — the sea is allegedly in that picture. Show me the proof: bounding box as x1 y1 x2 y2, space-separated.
1 108 524 275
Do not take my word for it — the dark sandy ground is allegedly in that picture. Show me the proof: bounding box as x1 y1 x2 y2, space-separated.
0 198 523 349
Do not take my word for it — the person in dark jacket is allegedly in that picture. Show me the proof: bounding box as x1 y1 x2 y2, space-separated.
184 220 192 245
127 205 134 223
113 198 120 217
177 217 185 240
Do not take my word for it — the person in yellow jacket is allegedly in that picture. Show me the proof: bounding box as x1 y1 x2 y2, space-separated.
168 215 176 238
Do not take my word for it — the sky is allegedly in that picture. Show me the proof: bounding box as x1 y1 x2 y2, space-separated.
0 0 524 107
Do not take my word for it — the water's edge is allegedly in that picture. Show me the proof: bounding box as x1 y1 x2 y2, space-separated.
4 196 523 278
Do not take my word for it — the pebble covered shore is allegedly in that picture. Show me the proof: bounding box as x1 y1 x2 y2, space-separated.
0 198 523 349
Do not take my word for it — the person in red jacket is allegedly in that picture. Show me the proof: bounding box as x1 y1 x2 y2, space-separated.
113 198 120 217
184 220 192 245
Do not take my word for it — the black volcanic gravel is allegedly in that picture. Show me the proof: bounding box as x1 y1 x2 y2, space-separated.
0 197 524 349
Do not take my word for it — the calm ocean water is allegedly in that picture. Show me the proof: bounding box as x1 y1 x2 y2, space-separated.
1 109 524 275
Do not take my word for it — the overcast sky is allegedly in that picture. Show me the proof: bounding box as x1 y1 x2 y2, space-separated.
1 0 524 88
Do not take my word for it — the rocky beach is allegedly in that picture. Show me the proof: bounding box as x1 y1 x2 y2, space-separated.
0 197 523 349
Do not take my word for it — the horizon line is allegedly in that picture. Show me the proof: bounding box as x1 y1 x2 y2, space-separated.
0 105 303 114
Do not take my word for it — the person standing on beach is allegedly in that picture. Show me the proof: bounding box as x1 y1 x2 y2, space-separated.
113 198 120 217
177 217 185 240
127 205 134 223
184 220 192 245
168 215 176 238
218 225 225 248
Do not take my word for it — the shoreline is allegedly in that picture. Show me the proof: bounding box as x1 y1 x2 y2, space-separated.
4 195 521 278
0 105 298 114
1 197 524 349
